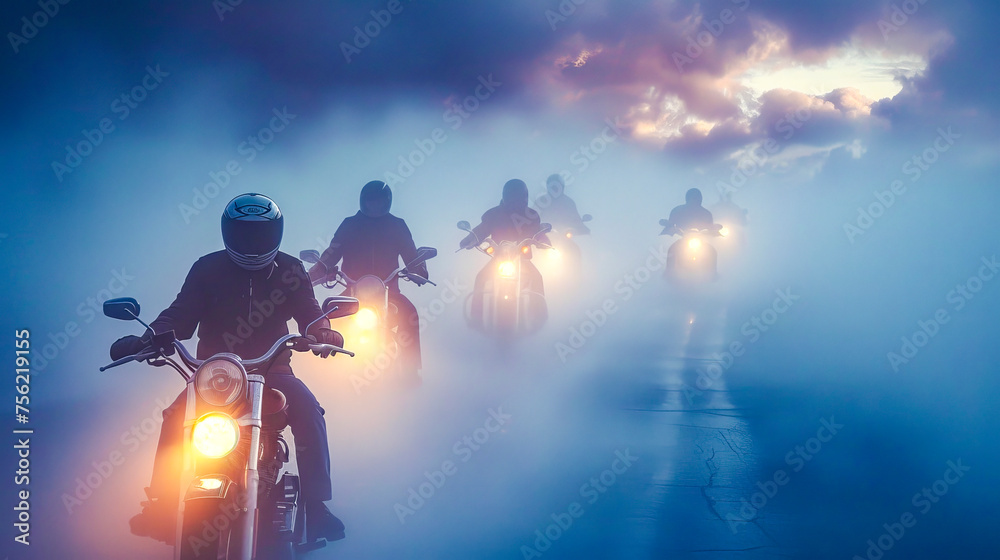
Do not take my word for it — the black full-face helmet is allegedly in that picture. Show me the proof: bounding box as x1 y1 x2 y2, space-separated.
221 193 283 270
501 179 529 210
685 188 703 206
360 180 392 217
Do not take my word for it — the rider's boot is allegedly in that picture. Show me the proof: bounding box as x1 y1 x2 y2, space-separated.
306 500 346 542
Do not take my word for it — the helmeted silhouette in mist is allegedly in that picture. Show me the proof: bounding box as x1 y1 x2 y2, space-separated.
460 179 550 329
534 173 590 234
663 188 715 231
308 181 427 381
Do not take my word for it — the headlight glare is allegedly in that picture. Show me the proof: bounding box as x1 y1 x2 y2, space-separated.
498 261 516 278
191 413 240 459
355 307 379 330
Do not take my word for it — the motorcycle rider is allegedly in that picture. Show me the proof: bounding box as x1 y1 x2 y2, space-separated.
663 188 715 231
710 190 748 227
460 179 550 328
534 173 590 235
110 193 347 544
307 181 428 385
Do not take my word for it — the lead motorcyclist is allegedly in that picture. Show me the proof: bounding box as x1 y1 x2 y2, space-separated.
663 187 715 231
307 181 428 385
460 179 551 328
534 173 590 235
111 193 347 544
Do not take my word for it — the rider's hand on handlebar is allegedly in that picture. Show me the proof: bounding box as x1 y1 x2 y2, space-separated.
110 332 151 361
308 262 336 283
306 328 344 357
401 269 426 285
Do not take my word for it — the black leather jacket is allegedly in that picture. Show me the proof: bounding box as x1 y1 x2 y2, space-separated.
150 251 323 374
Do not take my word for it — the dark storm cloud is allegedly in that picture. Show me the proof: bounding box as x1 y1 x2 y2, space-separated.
872 0 1000 130
748 0 882 51
1 0 563 115
1 0 996 158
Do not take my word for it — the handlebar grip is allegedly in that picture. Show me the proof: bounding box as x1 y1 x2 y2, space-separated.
99 350 158 372
306 343 355 359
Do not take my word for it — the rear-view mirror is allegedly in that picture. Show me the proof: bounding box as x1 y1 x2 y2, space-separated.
323 296 359 319
412 246 438 265
299 250 321 264
457 221 471 232
103 297 140 321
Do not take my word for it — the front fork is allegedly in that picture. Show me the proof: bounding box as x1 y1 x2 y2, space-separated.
174 375 265 560
234 374 265 559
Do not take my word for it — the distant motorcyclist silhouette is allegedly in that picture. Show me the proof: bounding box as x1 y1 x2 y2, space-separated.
111 193 347 544
308 181 428 383
460 179 551 328
710 191 749 227
663 188 715 231
534 174 590 235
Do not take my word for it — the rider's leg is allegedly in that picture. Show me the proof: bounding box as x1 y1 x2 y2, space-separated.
270 374 344 541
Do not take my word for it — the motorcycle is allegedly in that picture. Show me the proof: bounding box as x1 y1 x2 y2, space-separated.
457 220 552 337
101 295 358 560
299 247 436 381
658 220 723 283
539 214 592 278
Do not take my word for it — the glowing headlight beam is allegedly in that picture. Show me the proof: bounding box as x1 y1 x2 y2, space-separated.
498 261 516 278
354 307 379 330
191 413 240 459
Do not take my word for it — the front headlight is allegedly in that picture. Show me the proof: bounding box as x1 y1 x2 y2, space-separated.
498 261 516 278
548 248 561 261
687 238 702 250
355 307 379 330
191 412 240 458
195 358 246 407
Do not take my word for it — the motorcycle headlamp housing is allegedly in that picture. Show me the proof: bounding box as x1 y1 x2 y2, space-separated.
195 357 247 407
687 238 702 251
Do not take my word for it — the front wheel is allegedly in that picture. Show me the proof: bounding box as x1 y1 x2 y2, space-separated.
177 495 239 560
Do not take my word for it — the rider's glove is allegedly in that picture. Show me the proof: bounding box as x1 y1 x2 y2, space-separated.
313 327 344 347
402 268 428 285
306 328 344 357
110 330 152 360
308 262 338 283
